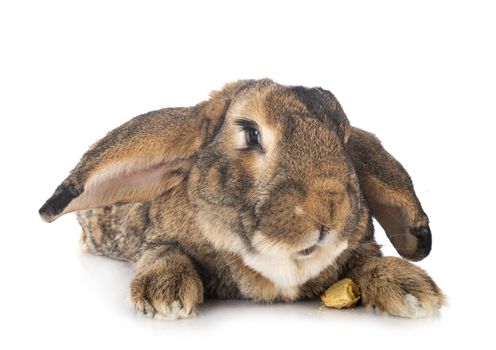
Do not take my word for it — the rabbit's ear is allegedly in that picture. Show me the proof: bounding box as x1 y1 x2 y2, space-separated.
347 127 431 261
39 82 247 223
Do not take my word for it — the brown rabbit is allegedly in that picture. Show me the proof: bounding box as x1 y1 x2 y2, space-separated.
39 79 445 319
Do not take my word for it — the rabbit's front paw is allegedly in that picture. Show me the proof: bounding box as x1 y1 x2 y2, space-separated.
358 257 446 318
129 263 204 320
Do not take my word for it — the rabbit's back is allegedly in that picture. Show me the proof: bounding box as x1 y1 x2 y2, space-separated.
77 202 152 261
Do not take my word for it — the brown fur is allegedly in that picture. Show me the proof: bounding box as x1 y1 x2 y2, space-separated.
40 79 445 319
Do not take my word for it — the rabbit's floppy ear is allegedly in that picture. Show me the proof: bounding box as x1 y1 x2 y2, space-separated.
347 127 431 261
39 81 247 223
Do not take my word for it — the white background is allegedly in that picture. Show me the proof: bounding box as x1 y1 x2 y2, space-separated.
1 1 495 349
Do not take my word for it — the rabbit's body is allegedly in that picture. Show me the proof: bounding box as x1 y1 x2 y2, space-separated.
78 189 243 299
78 181 380 302
41 79 445 319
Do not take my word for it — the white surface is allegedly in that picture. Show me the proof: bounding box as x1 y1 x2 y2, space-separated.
1 1 495 349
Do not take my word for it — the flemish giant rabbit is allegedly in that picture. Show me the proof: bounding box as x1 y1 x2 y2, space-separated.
40 79 445 319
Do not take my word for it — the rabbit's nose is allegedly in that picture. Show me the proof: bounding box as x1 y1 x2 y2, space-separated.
305 188 347 224
323 190 346 206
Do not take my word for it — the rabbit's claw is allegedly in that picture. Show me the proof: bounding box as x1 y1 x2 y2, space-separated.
129 265 203 320
357 257 446 318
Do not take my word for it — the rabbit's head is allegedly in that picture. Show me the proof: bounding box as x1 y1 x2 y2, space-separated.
40 79 431 264
187 80 360 261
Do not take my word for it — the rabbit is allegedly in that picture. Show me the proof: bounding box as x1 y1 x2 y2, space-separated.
39 79 445 319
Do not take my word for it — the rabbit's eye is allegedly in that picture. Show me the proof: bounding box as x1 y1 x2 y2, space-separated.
235 118 264 152
246 128 260 147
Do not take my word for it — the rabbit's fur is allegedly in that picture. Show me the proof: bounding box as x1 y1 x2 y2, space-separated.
40 79 445 319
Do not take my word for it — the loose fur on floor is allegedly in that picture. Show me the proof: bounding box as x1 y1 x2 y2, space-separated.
40 79 445 319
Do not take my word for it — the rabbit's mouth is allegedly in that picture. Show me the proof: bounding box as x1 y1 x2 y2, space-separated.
297 244 318 256
295 226 331 257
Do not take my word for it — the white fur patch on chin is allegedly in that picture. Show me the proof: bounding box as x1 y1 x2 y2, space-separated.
242 238 348 291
